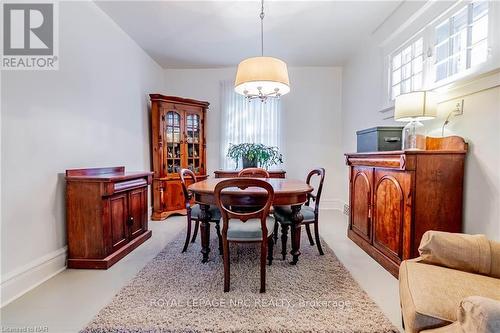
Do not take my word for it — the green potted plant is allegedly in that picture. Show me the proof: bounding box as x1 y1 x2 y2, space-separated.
227 143 283 169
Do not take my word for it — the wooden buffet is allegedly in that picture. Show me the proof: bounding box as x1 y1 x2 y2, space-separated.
150 94 209 220
66 167 153 269
345 136 468 277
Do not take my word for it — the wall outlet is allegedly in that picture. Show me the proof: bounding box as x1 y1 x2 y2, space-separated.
343 204 350 216
438 98 464 116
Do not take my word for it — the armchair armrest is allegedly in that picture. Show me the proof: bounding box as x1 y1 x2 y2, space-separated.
418 231 499 277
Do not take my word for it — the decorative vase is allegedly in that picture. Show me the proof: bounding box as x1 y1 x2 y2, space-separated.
242 156 258 168
402 119 426 150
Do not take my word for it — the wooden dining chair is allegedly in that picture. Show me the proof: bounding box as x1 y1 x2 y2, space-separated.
273 168 326 258
238 168 270 178
215 178 275 293
179 169 222 253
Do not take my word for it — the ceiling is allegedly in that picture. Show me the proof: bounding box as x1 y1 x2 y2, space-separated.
96 1 402 68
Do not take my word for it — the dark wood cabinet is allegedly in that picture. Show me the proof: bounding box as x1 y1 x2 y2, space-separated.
128 187 148 239
150 94 209 220
351 167 372 242
372 169 412 264
214 170 286 178
345 136 467 277
66 167 153 269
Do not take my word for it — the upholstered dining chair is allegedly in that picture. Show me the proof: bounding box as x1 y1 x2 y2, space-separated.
179 169 222 253
273 168 326 259
214 178 275 293
238 168 270 178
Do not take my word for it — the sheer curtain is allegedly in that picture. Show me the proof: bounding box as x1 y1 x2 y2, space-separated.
220 80 283 170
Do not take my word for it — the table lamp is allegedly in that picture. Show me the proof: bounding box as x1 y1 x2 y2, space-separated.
395 91 437 150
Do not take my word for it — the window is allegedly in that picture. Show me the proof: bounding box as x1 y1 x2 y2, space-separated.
390 38 424 100
385 0 496 103
219 81 282 170
434 1 489 82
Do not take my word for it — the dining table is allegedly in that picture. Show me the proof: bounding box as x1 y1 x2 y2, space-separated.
188 178 314 265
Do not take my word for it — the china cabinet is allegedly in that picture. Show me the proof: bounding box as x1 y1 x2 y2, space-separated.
150 94 209 220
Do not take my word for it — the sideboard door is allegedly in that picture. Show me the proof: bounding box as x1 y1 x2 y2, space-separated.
109 193 129 252
128 187 148 240
350 167 373 242
372 170 412 264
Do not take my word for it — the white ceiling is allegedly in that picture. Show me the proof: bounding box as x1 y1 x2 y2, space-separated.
96 1 402 68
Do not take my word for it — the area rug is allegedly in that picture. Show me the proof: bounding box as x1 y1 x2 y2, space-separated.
81 228 398 333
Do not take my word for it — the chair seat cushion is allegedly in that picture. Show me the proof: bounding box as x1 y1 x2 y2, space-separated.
421 296 500 333
399 260 500 333
273 205 315 223
223 217 275 242
190 204 221 221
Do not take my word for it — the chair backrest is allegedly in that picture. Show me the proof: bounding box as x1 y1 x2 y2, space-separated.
179 168 197 204
238 168 270 178
306 168 326 213
214 178 274 240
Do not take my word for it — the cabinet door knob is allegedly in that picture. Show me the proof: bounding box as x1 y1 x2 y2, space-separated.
127 216 134 226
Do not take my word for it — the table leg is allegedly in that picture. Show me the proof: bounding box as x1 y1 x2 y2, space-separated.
199 204 211 263
290 204 304 265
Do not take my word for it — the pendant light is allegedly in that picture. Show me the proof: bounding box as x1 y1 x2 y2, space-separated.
234 0 290 102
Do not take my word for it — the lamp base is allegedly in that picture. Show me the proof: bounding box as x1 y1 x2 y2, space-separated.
402 120 426 150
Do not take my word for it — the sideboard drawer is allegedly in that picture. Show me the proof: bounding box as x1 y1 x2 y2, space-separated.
114 178 148 192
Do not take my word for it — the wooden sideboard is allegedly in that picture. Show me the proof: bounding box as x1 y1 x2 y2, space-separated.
345 136 467 277
66 167 153 269
150 94 209 220
214 170 286 178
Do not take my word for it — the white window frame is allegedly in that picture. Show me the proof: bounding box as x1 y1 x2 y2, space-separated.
384 0 499 105
427 0 495 88
389 36 426 101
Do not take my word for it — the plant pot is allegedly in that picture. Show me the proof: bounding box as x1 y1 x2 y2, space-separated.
242 156 258 168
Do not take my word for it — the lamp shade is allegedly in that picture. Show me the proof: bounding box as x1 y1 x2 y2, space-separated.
394 91 437 121
234 56 290 97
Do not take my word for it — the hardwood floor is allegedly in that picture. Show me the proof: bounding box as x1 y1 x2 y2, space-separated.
0 210 402 332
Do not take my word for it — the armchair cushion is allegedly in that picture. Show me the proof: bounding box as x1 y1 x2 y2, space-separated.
274 205 315 223
421 296 500 333
399 260 500 333
224 217 275 242
190 204 221 221
418 231 500 278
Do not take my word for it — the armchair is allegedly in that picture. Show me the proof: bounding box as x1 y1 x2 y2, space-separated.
400 231 500 333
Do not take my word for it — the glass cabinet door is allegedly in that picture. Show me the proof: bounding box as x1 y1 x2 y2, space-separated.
164 111 182 175
185 113 201 174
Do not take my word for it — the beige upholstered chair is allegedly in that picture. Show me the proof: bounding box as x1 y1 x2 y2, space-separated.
400 231 500 333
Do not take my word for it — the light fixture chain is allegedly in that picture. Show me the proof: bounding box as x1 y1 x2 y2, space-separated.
260 0 264 56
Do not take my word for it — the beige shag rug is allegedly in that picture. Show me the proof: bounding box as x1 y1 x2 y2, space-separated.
81 228 398 333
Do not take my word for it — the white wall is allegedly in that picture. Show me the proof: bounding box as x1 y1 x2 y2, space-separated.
1 1 164 306
163 67 343 209
341 2 500 240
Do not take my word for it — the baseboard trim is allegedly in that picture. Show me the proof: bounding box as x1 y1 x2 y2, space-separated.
1 247 67 308
320 199 346 212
